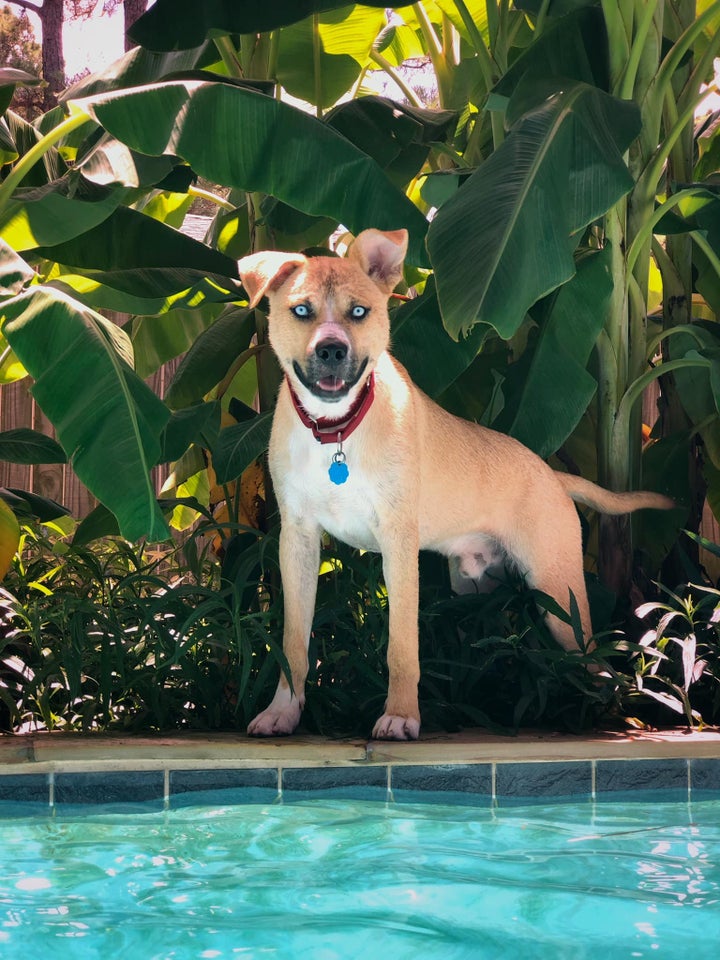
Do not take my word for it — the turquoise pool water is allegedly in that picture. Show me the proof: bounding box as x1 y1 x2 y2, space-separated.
1 796 719 959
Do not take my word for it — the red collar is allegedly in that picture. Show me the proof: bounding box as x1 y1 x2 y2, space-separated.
286 373 375 444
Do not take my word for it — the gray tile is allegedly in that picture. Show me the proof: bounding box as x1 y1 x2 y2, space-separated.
595 759 689 800
54 770 165 808
495 761 592 804
0 774 49 807
392 763 492 805
282 765 388 801
690 758 720 794
170 767 279 805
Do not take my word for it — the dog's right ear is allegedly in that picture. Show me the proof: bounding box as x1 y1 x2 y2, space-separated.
237 251 306 308
348 229 408 294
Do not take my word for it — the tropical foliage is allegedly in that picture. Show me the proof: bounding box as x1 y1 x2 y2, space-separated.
1 1 720 732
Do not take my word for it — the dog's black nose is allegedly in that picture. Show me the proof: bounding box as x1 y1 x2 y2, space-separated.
315 340 348 365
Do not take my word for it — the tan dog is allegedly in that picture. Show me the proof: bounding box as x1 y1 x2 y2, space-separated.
238 229 673 740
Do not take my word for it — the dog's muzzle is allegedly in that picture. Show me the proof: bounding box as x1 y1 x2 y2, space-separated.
293 339 368 400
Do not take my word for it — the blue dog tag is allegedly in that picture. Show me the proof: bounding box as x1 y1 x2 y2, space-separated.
329 459 349 485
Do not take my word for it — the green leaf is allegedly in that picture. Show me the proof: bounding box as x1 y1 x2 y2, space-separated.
1 180 128 251
0 238 34 296
427 82 641 339
62 42 219 100
2 110 67 188
703 456 720 526
0 67 43 87
211 412 273 485
326 96 457 188
159 401 221 464
391 278 490 398
492 6 610 102
276 6 385 109
128 0 394 50
493 246 612 457
669 324 720 467
2 287 171 541
130 303 226 379
165 307 256 409
0 117 17 166
74 133 184 189
49 273 235 318
72 502 121 545
28 205 239 298
1 487 70 522
75 79 429 265
0 428 67 465
635 434 691 567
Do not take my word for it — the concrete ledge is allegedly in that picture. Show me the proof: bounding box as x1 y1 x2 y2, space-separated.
1 727 719 774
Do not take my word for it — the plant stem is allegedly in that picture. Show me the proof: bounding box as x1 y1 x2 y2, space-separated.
368 49 423 107
640 84 718 200
0 108 91 216
690 229 720 281
655 0 720 102
535 0 552 34
214 35 243 77
601 0 631 94
413 2 452 107
187 186 235 213
619 0 661 99
452 0 496 89
616 356 712 432
646 323 710 358
625 186 713 277
485 0 499 46
312 13 323 118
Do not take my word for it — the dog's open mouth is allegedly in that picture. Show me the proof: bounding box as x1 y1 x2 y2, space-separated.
293 359 368 401
315 376 346 393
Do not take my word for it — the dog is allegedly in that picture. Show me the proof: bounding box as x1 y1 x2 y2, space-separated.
237 229 673 740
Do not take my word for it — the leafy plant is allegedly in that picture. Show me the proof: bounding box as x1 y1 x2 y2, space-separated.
620 581 720 727
0 519 282 732
0 2 719 733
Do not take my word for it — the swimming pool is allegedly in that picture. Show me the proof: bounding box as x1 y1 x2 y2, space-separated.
1 792 719 959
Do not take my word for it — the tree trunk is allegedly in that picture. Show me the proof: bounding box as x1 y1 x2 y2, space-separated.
38 0 65 109
123 0 147 50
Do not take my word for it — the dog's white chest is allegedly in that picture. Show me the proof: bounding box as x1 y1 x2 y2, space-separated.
272 432 382 552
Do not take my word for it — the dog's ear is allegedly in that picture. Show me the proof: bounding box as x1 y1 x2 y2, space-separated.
348 229 408 293
237 251 306 308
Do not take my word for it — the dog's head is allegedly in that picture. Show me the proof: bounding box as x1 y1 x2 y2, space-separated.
238 229 407 414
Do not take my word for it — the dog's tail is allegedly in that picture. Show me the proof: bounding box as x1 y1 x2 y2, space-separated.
556 473 674 515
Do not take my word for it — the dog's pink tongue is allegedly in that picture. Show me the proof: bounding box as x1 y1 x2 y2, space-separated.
317 377 345 392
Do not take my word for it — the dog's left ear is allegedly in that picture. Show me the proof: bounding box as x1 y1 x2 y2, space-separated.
348 229 408 294
237 251 306 308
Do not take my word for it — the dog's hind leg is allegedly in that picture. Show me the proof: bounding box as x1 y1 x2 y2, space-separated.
247 521 320 736
510 501 593 654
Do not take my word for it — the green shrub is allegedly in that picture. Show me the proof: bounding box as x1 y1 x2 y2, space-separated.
1 521 718 737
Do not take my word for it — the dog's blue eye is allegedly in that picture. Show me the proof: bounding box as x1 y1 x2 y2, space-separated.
291 304 311 320
350 305 368 320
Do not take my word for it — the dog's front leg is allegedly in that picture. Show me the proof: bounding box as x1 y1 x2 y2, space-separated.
247 520 320 736
372 528 421 741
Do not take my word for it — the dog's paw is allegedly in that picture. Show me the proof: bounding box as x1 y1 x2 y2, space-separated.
371 714 420 741
247 703 302 737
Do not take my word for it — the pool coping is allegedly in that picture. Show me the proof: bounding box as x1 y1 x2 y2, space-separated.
2 728 720 808
2 727 720 771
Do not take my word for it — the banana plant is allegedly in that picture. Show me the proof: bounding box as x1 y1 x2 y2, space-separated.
425 0 720 593
0 5 441 540
0 1 719 611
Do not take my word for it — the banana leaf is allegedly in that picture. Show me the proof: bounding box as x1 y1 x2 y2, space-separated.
3 287 171 541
